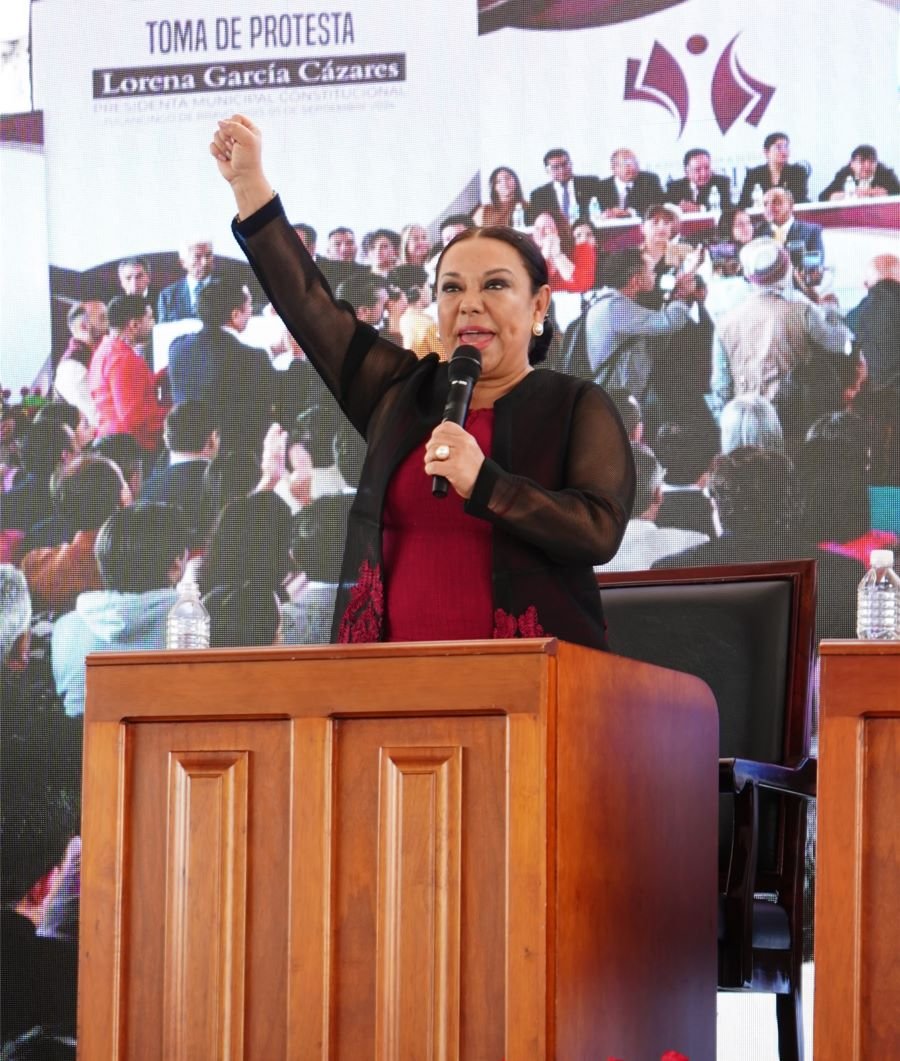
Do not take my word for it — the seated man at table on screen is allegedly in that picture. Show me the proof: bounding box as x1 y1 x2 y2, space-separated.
819 144 900 200
666 148 733 214
594 148 665 219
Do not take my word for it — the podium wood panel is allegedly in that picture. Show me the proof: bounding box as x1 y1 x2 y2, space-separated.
815 642 900 1059
78 640 718 1060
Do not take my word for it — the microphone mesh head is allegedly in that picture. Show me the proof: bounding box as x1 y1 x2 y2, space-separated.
448 343 482 384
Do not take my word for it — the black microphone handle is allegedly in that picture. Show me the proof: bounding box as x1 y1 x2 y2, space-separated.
431 379 475 498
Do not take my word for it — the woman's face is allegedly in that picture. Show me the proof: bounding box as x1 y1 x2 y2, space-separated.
531 212 558 247
493 168 517 202
731 210 755 244
765 137 790 167
437 237 550 387
404 225 430 263
572 222 597 247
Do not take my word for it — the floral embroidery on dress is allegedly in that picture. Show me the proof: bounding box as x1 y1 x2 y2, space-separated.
492 605 545 639
337 560 384 643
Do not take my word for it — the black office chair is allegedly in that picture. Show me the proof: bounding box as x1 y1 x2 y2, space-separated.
596 560 817 1061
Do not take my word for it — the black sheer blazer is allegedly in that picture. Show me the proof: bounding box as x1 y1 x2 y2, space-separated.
234 196 634 649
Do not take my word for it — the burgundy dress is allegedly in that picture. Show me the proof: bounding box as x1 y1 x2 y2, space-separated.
383 409 495 640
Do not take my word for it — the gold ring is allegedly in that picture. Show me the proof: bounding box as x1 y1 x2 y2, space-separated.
435 444 451 461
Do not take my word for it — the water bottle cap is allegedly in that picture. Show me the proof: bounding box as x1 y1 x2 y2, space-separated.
870 549 894 568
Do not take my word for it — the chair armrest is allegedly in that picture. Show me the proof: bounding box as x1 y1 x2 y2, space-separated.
720 757 817 799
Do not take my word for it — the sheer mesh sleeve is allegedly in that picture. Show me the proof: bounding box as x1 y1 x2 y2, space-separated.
233 195 421 435
465 382 635 566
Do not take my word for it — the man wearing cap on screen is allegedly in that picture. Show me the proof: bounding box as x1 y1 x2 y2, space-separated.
709 237 851 414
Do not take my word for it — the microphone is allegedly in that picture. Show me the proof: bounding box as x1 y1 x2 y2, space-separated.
432 344 482 498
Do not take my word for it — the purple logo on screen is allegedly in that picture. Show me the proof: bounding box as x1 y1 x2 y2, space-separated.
624 32 775 137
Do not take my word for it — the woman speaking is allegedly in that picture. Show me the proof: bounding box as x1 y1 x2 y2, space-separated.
211 115 634 649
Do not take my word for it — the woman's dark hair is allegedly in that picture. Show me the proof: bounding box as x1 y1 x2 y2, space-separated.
203 582 281 648
50 454 123 531
716 208 751 244
707 446 801 537
763 131 789 152
94 503 187 593
32 400 81 434
488 165 525 206
91 433 144 487
435 226 554 364
198 492 294 596
19 421 72 479
200 448 261 532
291 493 353 583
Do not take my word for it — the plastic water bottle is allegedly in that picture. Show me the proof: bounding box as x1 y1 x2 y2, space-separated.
166 569 210 649
843 174 857 199
707 185 721 216
751 183 765 209
589 195 603 226
511 203 526 231
856 549 900 640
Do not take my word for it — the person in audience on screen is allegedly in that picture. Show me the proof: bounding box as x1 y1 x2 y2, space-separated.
528 147 603 227
719 394 785 455
117 256 154 299
797 412 898 565
710 238 851 414
639 205 694 290
361 228 401 279
571 219 605 288
439 214 475 247
20 453 131 614
197 491 310 644
51 504 188 716
1 609 81 1048
472 166 529 228
317 225 368 291
140 400 220 547
653 445 864 639
596 442 707 572
606 387 644 445
757 188 824 262
335 271 407 345
773 345 867 458
846 253 900 394
579 248 697 407
31 400 93 456
211 113 634 648
54 300 109 426
289 492 355 644
595 148 665 219
652 420 719 540
167 278 277 454
21 407 103 551
1 420 75 538
531 211 596 293
199 446 264 532
156 239 217 322
393 265 446 360
91 431 146 503
398 223 432 267
702 209 756 321
819 143 900 200
738 132 809 208
291 221 317 255
88 294 168 454
665 148 733 213
204 581 282 648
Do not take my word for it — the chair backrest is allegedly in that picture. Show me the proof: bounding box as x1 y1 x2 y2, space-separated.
597 560 817 883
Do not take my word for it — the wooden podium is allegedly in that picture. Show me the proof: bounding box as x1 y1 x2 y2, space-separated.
78 639 718 1060
814 641 900 1058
